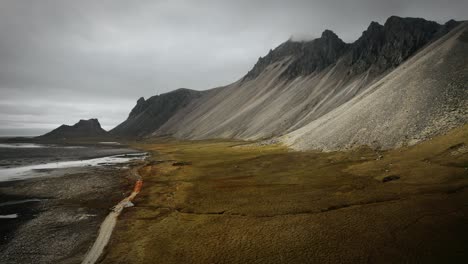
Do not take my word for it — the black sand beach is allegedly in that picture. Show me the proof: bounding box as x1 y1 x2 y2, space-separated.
0 144 145 264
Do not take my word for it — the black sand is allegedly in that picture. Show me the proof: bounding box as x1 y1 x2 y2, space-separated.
0 145 144 264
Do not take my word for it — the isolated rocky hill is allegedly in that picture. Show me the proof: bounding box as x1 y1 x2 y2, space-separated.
114 16 467 151
37 119 108 139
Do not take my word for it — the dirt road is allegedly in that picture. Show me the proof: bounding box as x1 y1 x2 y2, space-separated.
81 169 142 264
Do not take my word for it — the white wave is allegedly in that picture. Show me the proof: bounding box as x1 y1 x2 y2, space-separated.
0 153 147 182
0 214 18 219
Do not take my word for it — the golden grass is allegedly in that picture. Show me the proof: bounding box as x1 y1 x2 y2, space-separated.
102 126 468 263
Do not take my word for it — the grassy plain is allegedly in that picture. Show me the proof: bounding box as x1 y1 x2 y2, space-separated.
102 126 468 263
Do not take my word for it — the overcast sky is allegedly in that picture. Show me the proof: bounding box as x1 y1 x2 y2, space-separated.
0 0 466 136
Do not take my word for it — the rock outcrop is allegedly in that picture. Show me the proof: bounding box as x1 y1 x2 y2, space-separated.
244 29 349 81
111 88 203 137
344 16 447 77
128 97 149 120
37 119 108 139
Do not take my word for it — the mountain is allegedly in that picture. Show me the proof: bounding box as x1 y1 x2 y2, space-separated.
111 88 203 137
114 16 467 151
284 22 468 150
243 29 349 81
37 119 108 140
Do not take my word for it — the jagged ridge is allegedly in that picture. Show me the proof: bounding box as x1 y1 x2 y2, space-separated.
244 30 349 81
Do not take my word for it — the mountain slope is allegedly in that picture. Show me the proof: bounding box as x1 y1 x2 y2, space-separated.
111 88 203 137
153 17 462 140
284 22 468 150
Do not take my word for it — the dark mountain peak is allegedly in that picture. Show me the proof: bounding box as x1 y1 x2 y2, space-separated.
321 29 338 39
346 16 444 76
438 19 461 36
169 88 196 94
160 88 201 98
368 21 382 28
320 29 344 47
384 15 404 26
112 88 204 137
243 16 457 82
383 16 440 33
37 119 107 140
128 97 149 119
77 118 98 124
366 21 384 33
383 16 434 28
244 29 348 81
137 97 145 104
74 118 102 129
444 19 458 27
280 30 348 79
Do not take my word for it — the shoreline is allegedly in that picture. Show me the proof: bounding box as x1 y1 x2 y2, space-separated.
0 154 145 263
0 152 147 182
0 143 142 170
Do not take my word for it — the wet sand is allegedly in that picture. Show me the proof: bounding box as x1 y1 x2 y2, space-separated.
0 164 143 264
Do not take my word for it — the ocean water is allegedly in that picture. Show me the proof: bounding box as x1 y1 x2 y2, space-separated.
0 143 146 182
0 143 49 148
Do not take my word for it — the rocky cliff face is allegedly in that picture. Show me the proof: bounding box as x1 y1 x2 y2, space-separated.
246 16 460 81
111 88 203 137
128 97 149 120
244 29 349 81
285 21 468 150
38 119 108 139
344 16 456 77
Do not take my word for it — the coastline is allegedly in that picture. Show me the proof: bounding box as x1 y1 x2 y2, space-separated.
0 143 141 169
0 150 145 264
